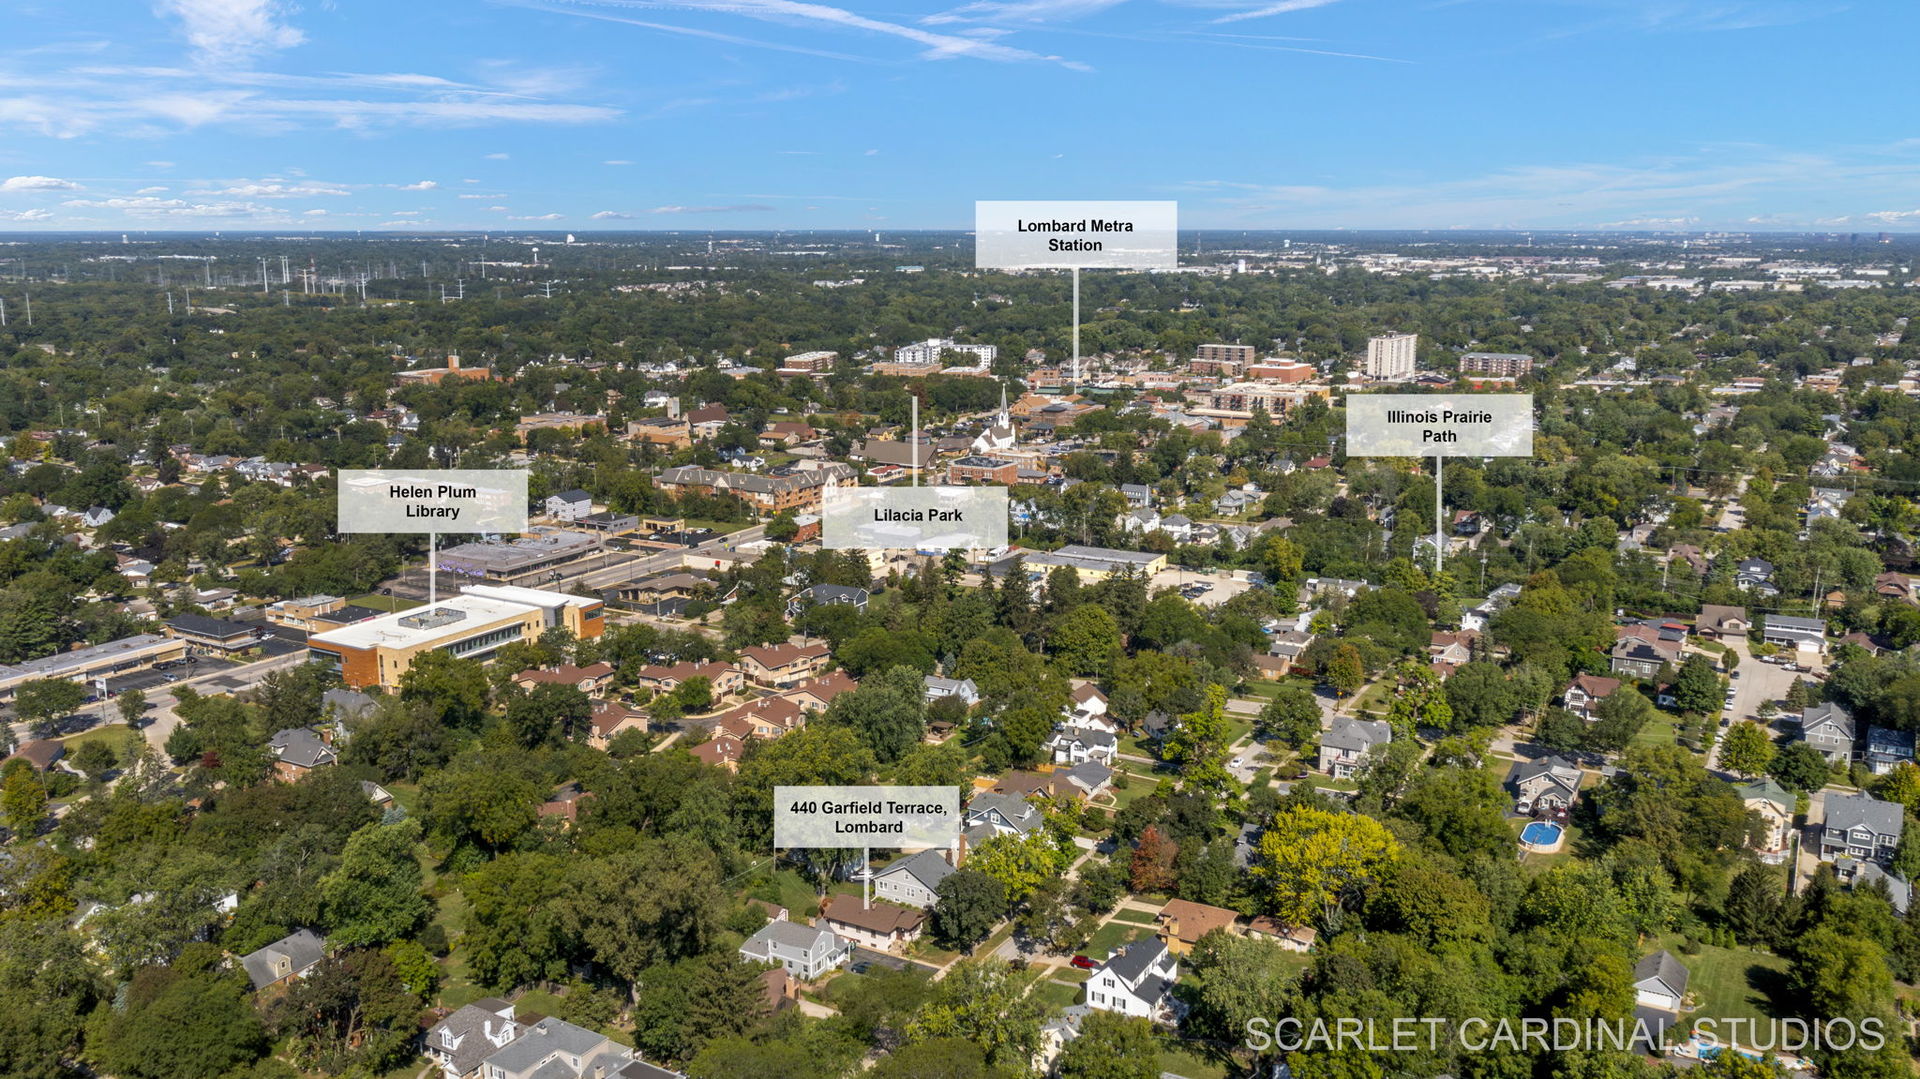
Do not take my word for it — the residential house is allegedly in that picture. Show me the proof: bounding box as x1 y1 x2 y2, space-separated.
923 676 981 707
321 688 377 723
1048 724 1117 766
737 641 831 689
1667 544 1709 576
1734 557 1780 597
786 584 869 618
1085 939 1180 1023
635 661 744 699
1875 572 1916 604
817 894 925 952
424 998 525 1079
1866 726 1916 775
1461 582 1524 632
1737 778 1794 865
545 490 593 521
1119 483 1153 508
1633 951 1690 1013
269 728 337 781
1318 717 1391 779
1800 702 1856 764
587 700 648 749
1765 615 1828 656
685 404 731 439
1064 683 1112 729
1611 625 1684 679
513 662 616 694
1154 899 1238 957
4 739 65 772
1506 756 1582 814
782 671 859 713
1057 760 1113 800
1561 674 1623 722
738 919 849 981
1695 604 1750 640
873 849 955 909
1855 861 1912 916
474 1016 633 1079
1429 630 1476 667
962 791 1044 842
240 928 326 991
1819 792 1904 868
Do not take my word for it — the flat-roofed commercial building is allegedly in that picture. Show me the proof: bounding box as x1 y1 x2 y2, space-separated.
307 584 605 689
0 634 188 697
990 545 1166 582
436 529 601 584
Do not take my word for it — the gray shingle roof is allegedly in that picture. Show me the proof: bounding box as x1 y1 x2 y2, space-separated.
481 1017 610 1074
269 728 337 769
240 928 325 989
1321 717 1391 753
1633 950 1689 997
879 849 956 893
741 919 838 959
1826 792 1904 839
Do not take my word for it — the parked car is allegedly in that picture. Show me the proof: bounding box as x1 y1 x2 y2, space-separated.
1070 955 1098 970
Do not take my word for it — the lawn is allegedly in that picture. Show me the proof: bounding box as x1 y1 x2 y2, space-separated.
1108 908 1160 925
1157 1040 1233 1079
59 723 143 765
1084 920 1152 958
1350 682 1393 715
348 592 421 612
1654 935 1789 1026
1030 978 1082 1010
1632 713 1680 749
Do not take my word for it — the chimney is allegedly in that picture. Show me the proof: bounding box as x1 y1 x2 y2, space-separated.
446 355 460 371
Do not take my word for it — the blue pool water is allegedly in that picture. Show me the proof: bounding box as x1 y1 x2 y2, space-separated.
1520 822 1564 845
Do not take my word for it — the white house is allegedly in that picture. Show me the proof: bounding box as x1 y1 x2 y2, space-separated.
923 676 981 707
1085 938 1180 1023
738 919 849 981
1048 724 1117 766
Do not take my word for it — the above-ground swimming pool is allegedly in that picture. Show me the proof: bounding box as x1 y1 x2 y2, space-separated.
1519 821 1565 852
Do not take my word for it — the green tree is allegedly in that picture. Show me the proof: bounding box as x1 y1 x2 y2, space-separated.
1672 654 1724 715
932 868 1006 950
1164 683 1233 799
1 763 48 841
1253 805 1399 927
1055 1010 1160 1079
116 687 148 726
1769 741 1832 792
14 678 84 735
86 956 269 1079
1049 603 1121 679
1719 722 1777 778
1586 687 1654 754
505 683 594 748
1442 661 1516 730
557 837 727 999
905 959 1044 1069
269 948 423 1075
1256 682 1322 751
963 832 1065 903
1323 644 1365 697
319 820 429 947
461 852 573 989
398 649 489 729
823 665 928 764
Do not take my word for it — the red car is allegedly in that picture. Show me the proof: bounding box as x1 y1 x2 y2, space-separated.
1070 955 1098 970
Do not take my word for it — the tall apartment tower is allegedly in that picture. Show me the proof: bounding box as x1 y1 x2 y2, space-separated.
1363 333 1418 380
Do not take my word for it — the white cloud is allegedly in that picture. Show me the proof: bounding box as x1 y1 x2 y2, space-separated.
397 180 439 190
509 212 565 220
304 208 328 215
0 208 54 221
488 205 510 211
61 195 277 218
137 186 169 194
484 152 511 160
147 161 175 168
458 193 506 199
187 181 350 198
387 211 421 216
1 175 80 191
604 160 634 166
649 204 775 214
591 210 634 219
157 0 306 65
924 0 1126 25
1866 209 1920 223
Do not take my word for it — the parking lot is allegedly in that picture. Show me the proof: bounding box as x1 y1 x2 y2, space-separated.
1148 566 1259 607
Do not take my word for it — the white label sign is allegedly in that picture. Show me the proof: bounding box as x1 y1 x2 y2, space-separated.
1346 394 1534 457
823 486 1009 551
975 200 1178 270
774 786 960 849
337 469 530 533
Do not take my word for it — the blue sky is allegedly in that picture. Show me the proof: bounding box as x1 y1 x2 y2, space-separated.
0 0 1912 231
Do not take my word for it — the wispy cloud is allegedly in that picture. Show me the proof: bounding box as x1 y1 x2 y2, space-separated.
185 180 350 197
591 210 635 219
649 204 776 213
923 0 1130 26
518 0 1092 70
397 180 439 190
509 212 565 219
1179 141 1920 229
0 208 53 221
1203 0 1344 25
